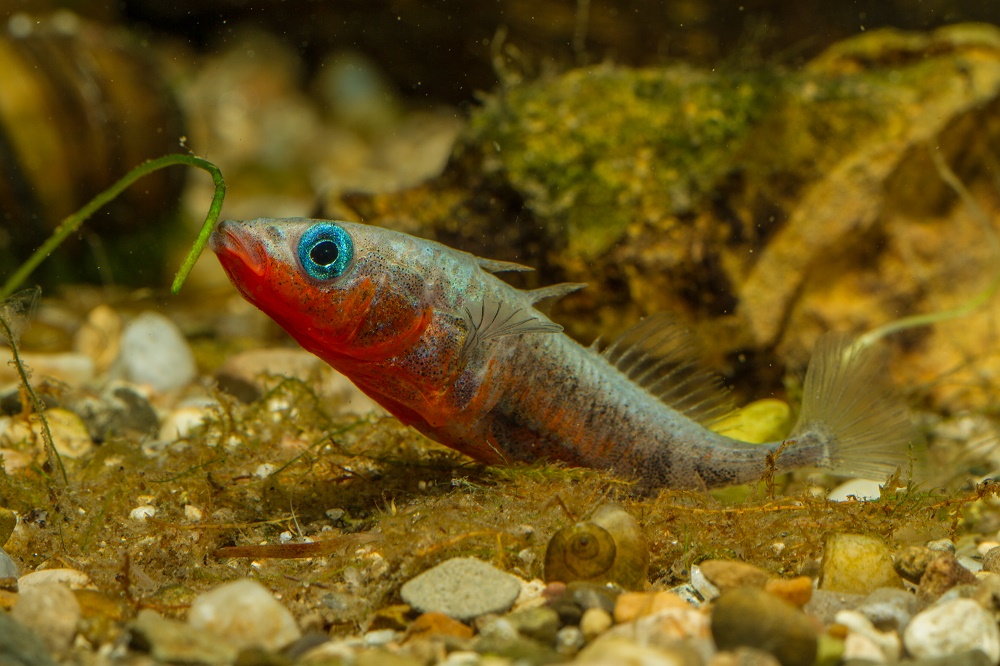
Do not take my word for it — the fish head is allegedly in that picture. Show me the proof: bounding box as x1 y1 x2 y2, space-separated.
210 217 434 363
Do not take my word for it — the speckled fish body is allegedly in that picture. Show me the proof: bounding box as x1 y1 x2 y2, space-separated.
210 217 915 490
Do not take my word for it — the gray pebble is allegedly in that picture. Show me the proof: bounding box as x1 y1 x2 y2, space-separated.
400 557 521 622
802 589 866 625
0 611 57 666
856 587 917 632
507 606 560 644
567 581 620 614
0 546 18 580
115 311 197 392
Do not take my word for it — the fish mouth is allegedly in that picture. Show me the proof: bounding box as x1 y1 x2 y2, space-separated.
209 220 267 277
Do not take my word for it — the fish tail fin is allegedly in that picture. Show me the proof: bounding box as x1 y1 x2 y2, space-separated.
790 333 920 481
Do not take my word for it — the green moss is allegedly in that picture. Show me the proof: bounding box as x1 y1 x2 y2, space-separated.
468 65 781 258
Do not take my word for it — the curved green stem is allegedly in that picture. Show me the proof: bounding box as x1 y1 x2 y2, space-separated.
0 153 226 300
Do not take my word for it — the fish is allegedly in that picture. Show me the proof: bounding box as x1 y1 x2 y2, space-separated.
209 217 917 491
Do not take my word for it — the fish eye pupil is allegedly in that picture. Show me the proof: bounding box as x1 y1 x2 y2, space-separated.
310 239 339 266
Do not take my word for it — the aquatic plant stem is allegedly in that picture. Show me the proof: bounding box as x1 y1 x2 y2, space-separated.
0 309 67 485
856 147 1000 349
0 153 226 300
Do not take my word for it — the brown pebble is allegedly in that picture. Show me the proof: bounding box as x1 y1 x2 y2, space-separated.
613 590 689 624
405 612 473 642
711 587 817 666
700 560 770 591
764 576 813 608
893 545 938 584
708 646 782 666
983 546 1000 574
917 553 977 602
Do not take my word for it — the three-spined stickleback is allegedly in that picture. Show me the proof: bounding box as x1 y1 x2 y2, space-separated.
210 217 917 491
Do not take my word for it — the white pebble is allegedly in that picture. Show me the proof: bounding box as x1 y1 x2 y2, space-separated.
689 564 720 602
18 568 91 590
184 505 203 522
254 463 277 478
11 582 81 653
116 312 197 393
828 478 883 501
130 505 156 521
836 609 900 661
188 578 301 651
903 598 1000 662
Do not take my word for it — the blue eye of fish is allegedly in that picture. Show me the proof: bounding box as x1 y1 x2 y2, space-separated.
298 223 353 280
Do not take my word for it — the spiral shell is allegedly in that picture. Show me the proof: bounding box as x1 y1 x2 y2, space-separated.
544 503 649 590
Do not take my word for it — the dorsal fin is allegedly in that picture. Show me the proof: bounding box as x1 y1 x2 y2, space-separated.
476 257 534 273
601 314 736 426
526 282 587 313
461 297 562 358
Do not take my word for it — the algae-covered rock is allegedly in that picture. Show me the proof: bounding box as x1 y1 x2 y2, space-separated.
343 23 1000 419
819 533 903 595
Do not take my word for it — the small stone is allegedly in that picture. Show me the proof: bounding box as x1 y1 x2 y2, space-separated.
603 606 710 646
819 533 902 594
400 557 521 622
11 582 81 654
613 591 689 623
507 606 560 644
983 546 1000 574
0 547 18 582
711 587 818 666
827 478 883 501
903 598 1000 662
555 625 585 654
439 651 482 666
856 587 918 632
115 311 197 392
74 304 123 373
834 609 901 661
131 609 239 664
699 560 770 592
579 607 613 641
158 403 215 442
363 628 398 647
893 545 938 583
577 637 692 665
38 408 94 458
708 647 782 666
0 611 57 666
512 577 547 611
690 564 721 601
18 567 91 589
669 583 707 607
566 581 620 614
13 352 95 387
405 612 473 642
973 573 1000 613
130 505 156 521
763 577 813 608
926 538 956 553
917 553 977 602
898 650 993 666
70 384 159 443
188 579 301 651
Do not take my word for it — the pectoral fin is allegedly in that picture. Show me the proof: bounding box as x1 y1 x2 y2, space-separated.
461 297 562 357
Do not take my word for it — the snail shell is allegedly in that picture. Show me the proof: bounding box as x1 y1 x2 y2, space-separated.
544 503 649 590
